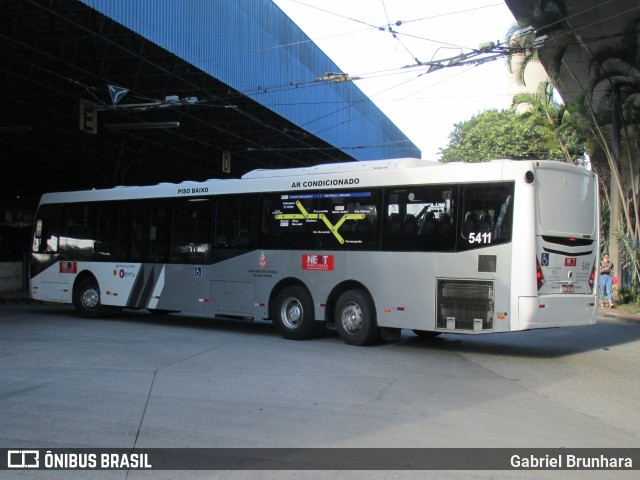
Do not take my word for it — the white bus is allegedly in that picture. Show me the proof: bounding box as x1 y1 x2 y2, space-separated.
30 158 599 345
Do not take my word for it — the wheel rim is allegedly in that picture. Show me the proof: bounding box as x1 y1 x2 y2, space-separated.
280 297 303 329
340 302 363 334
81 286 100 310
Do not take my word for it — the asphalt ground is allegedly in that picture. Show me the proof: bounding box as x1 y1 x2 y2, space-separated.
1 301 639 479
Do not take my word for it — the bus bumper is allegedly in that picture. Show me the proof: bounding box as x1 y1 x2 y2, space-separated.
518 295 597 330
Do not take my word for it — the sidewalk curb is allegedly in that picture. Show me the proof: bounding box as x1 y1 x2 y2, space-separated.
598 306 640 322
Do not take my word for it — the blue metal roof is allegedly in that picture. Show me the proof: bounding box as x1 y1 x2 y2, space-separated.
79 0 420 160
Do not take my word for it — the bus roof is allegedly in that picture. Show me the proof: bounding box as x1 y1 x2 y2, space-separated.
38 159 590 205
241 158 439 179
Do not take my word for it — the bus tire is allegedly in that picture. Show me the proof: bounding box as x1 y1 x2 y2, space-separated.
73 276 104 318
272 286 323 340
335 289 380 346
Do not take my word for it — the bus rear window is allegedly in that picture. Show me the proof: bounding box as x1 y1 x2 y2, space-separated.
535 167 597 237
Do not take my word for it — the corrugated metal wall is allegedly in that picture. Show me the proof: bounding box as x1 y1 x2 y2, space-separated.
79 0 420 160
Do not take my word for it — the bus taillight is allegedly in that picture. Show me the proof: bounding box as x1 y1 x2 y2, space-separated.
536 258 545 290
589 262 596 292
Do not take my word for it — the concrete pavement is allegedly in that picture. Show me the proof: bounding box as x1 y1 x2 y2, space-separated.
1 303 639 479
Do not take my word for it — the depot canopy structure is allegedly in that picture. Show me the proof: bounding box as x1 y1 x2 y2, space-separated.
0 0 420 197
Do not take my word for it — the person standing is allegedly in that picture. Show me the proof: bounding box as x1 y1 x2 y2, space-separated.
599 253 614 308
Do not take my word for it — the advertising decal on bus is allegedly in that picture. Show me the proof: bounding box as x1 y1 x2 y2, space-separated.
302 254 334 271
60 261 77 274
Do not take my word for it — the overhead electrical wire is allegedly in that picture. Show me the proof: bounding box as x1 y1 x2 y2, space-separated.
232 3 512 149
65 0 633 157
186 2 512 103
395 3 504 26
264 0 638 150
139 0 631 157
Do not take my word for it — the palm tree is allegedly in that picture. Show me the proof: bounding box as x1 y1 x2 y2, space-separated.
586 16 640 290
512 80 588 164
588 16 640 237
505 4 640 293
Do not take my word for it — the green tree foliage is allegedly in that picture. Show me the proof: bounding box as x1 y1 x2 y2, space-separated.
513 81 589 165
587 16 640 237
439 106 585 163
501 1 640 297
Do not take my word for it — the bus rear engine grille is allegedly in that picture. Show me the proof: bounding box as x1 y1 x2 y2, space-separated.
437 279 494 331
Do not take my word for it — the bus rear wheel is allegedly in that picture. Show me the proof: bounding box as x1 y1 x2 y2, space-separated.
335 289 380 346
272 286 323 340
73 276 105 318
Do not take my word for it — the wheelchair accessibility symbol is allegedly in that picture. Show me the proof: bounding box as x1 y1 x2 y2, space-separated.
541 253 550 267
194 266 203 278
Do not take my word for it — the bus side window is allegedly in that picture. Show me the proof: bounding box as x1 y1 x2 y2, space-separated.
459 183 514 250
148 202 171 262
493 194 513 241
214 195 257 249
382 191 407 250
383 186 455 252
33 205 60 254
131 204 145 261
130 201 171 262
172 199 211 262
95 202 132 261
316 190 380 250
62 204 95 260
259 193 316 249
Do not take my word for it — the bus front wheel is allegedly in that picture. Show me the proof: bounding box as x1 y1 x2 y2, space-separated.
272 286 323 340
73 276 104 318
335 289 380 346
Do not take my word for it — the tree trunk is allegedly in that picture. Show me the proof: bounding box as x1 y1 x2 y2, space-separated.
609 178 622 295
610 87 622 294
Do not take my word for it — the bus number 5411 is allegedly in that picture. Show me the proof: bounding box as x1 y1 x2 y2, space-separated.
469 232 492 244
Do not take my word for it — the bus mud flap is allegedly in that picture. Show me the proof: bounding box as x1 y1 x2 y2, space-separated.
380 327 401 341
